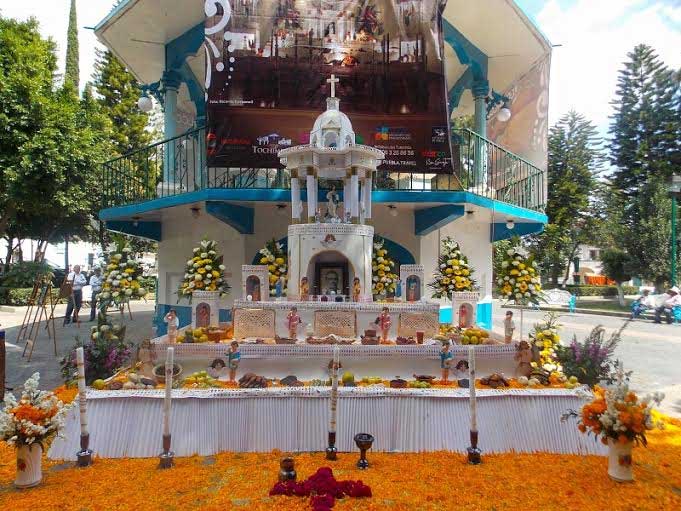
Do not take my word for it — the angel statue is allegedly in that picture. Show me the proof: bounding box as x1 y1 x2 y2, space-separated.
326 186 339 219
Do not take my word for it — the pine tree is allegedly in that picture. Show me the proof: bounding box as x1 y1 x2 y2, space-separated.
528 111 603 284
92 49 152 155
64 0 79 89
609 45 679 205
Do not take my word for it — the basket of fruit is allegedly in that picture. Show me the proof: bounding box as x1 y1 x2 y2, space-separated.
153 363 183 384
389 377 408 389
239 373 268 388
396 336 416 345
413 374 436 383
361 334 379 345
183 370 220 388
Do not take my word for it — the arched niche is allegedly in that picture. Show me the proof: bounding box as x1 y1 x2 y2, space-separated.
307 250 354 297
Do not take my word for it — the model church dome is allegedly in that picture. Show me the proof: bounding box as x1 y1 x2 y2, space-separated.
310 77 355 150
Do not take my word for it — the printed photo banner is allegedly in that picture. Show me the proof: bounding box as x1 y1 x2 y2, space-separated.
204 0 454 174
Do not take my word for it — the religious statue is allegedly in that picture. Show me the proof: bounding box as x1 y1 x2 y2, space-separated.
376 306 391 343
275 275 286 298
300 276 310 301
326 186 339 219
440 342 453 382
395 279 402 300
208 358 227 379
352 277 361 302
228 341 241 382
286 306 302 339
514 340 533 378
164 309 179 343
406 277 420 302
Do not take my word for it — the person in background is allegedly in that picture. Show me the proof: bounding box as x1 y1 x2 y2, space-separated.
88 266 103 322
504 310 515 343
64 265 87 325
631 289 654 319
653 286 681 324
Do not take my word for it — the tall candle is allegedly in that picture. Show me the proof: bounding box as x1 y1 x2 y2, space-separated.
163 347 174 437
76 347 88 436
468 346 477 431
329 346 340 433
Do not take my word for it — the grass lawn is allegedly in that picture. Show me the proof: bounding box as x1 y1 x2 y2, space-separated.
574 299 632 313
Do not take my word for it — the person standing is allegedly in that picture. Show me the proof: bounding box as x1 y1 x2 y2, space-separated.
64 265 87 325
88 266 103 321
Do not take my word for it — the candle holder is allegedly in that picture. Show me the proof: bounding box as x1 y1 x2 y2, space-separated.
76 433 93 467
325 431 338 460
279 456 297 482
353 433 374 469
158 434 174 469
467 430 482 465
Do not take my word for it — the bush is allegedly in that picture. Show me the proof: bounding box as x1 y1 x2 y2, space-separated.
542 284 638 297
0 287 60 306
0 261 53 288
555 326 622 386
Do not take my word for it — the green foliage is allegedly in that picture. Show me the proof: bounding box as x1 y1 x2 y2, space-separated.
0 287 59 306
527 111 603 284
0 261 53 288
542 284 638 297
64 0 79 89
600 249 633 284
92 49 152 155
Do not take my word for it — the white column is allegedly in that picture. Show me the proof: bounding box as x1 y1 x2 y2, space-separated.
306 167 316 222
291 169 301 222
364 175 372 220
343 174 350 221
350 168 359 223
359 178 366 224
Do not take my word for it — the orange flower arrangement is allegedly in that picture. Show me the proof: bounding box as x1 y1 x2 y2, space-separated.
572 366 664 447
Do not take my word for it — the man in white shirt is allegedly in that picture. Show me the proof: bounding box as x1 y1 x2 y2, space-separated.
653 286 681 324
64 265 87 325
631 289 654 319
88 266 103 322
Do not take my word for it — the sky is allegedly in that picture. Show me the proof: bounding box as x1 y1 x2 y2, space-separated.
0 0 679 138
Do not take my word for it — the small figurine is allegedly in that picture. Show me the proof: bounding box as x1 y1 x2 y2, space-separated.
227 341 241 382
286 306 302 339
454 359 469 379
208 358 227 379
164 309 179 343
275 275 285 298
440 342 454 382
352 277 361 302
515 340 533 378
326 186 339 219
504 310 515 343
300 276 310 301
395 279 402 300
376 306 391 342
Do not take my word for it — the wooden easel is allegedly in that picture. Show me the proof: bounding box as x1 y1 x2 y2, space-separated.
18 275 57 362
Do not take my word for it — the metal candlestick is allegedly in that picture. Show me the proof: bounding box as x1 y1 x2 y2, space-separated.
354 433 374 469
325 431 338 460
467 430 482 465
76 433 93 467
158 433 174 469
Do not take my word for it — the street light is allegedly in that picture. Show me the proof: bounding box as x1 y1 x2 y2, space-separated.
669 175 681 286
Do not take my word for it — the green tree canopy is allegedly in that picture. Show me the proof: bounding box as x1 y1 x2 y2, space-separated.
64 0 79 89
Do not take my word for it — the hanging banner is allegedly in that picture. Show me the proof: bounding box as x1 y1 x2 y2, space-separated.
205 0 453 173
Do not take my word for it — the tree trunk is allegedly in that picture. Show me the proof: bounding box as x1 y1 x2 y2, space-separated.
3 239 13 273
0 202 16 241
616 283 625 307
561 242 580 287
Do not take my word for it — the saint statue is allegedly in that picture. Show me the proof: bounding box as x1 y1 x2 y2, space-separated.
326 186 339 218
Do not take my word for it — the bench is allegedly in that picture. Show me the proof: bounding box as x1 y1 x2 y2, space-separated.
631 294 681 323
531 289 576 312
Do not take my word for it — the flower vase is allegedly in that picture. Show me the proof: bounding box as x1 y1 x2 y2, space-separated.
607 439 633 482
15 443 42 488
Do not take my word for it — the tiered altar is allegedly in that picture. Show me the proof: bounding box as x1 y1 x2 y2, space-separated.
49 83 597 462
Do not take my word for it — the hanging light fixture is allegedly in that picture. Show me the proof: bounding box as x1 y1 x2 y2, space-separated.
506 219 515 230
465 210 474 221
276 204 287 216
137 94 153 113
497 102 512 122
190 206 201 219
388 205 398 217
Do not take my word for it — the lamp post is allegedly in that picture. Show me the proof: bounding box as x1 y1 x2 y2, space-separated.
669 175 681 286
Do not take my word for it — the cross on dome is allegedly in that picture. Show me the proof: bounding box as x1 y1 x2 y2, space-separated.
326 74 339 98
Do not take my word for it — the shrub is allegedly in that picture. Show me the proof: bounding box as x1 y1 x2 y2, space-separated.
0 287 60 306
542 285 638 297
0 261 53 288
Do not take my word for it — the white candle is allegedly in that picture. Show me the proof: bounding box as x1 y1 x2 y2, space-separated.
76 347 88 436
329 346 339 433
163 347 174 437
468 346 477 431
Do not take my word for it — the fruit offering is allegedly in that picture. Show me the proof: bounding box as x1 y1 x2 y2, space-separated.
360 376 383 385
480 373 510 388
460 327 489 345
408 380 432 389
183 370 220 388
341 371 355 386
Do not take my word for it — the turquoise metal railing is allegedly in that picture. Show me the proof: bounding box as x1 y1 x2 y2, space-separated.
102 127 545 212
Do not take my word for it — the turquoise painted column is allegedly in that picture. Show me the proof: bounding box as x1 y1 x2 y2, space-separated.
196 114 207 189
162 70 182 186
472 80 489 189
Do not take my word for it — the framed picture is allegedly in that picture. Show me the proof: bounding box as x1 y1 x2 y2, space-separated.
315 263 348 296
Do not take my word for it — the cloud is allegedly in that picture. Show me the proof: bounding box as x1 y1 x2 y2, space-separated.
536 0 681 134
0 0 112 89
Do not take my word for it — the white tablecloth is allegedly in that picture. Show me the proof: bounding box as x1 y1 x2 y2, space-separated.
48 388 605 460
